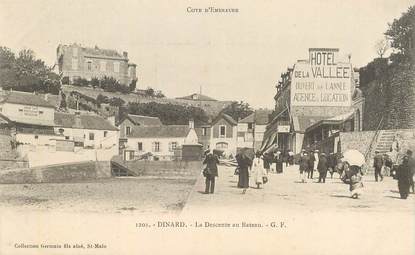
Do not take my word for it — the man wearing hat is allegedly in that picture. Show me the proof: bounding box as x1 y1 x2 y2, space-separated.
373 151 384 182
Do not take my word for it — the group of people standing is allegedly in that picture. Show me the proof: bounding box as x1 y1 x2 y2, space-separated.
298 150 340 183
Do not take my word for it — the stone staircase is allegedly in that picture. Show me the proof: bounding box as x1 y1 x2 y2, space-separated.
366 130 397 174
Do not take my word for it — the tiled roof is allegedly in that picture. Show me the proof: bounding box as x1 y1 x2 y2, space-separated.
128 125 190 138
176 93 217 101
212 113 237 126
123 114 162 126
239 110 272 125
82 46 125 59
1 91 55 108
54 112 118 131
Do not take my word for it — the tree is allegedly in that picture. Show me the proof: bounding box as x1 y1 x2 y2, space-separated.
127 102 209 125
385 6 414 61
374 38 390 58
0 47 60 94
222 101 254 121
145 87 155 97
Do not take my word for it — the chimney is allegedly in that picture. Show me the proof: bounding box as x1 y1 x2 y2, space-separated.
189 119 195 129
123 51 128 58
74 112 82 128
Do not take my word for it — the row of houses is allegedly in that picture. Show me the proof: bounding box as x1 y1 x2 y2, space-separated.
0 89 272 166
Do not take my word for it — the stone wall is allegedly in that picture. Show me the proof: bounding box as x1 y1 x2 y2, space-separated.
0 161 111 184
0 159 29 170
123 160 202 178
339 130 376 155
361 63 415 130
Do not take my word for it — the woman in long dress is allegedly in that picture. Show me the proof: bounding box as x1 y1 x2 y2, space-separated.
236 153 252 194
251 152 268 189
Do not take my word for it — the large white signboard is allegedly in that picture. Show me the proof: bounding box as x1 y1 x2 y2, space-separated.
290 49 352 107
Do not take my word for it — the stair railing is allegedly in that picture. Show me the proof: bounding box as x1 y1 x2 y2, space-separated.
365 116 384 161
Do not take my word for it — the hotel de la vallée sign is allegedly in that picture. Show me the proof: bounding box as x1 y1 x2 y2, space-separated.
290 49 353 107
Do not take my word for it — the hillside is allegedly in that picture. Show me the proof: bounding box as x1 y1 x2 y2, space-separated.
62 85 232 117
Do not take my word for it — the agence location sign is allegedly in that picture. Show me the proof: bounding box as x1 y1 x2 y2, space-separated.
290 49 352 107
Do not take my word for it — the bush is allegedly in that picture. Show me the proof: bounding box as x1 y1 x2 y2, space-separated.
62 76 70 85
91 77 100 88
73 77 89 87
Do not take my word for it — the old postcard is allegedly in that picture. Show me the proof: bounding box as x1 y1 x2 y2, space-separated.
0 0 414 254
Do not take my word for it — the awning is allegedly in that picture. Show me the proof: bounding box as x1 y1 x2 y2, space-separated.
305 110 356 133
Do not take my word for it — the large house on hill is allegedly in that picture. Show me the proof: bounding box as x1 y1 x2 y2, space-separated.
57 43 137 85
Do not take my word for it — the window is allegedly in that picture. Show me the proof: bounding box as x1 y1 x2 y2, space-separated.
65 136 70 140
202 127 207 136
87 61 92 71
248 123 253 130
113 62 120 73
152 142 160 152
126 126 131 135
0 107 2 112
18 108 23 112
34 135 39 139
169 142 178 152
137 142 143 151
216 142 228 150
100 61 106 72
219 125 226 137
39 111 44 114
104 131 108 137
89 132 94 140
72 58 78 70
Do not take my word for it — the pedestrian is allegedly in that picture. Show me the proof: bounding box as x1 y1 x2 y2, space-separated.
383 153 393 176
317 153 328 183
328 152 335 178
308 150 315 179
406 150 415 193
275 150 283 173
236 152 253 194
373 151 384 182
252 151 267 189
202 149 219 194
263 152 271 174
341 162 364 199
283 150 289 167
299 150 309 183
288 150 294 165
396 155 411 199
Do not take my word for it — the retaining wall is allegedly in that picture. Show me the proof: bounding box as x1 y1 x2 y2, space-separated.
0 161 111 184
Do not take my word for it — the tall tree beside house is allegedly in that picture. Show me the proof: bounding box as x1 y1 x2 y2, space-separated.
0 47 61 94
222 101 254 121
385 5 415 63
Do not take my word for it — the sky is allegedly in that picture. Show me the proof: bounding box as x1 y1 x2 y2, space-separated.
0 0 413 109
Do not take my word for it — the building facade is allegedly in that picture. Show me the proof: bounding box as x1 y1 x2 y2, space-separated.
237 110 272 151
57 43 137 85
209 113 238 156
122 122 198 161
263 48 364 154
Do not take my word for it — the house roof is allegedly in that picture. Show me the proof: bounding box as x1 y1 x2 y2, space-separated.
212 113 237 126
176 93 217 101
81 46 126 60
239 110 272 125
0 113 12 124
128 125 190 138
54 112 118 131
122 114 162 126
1 91 55 108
